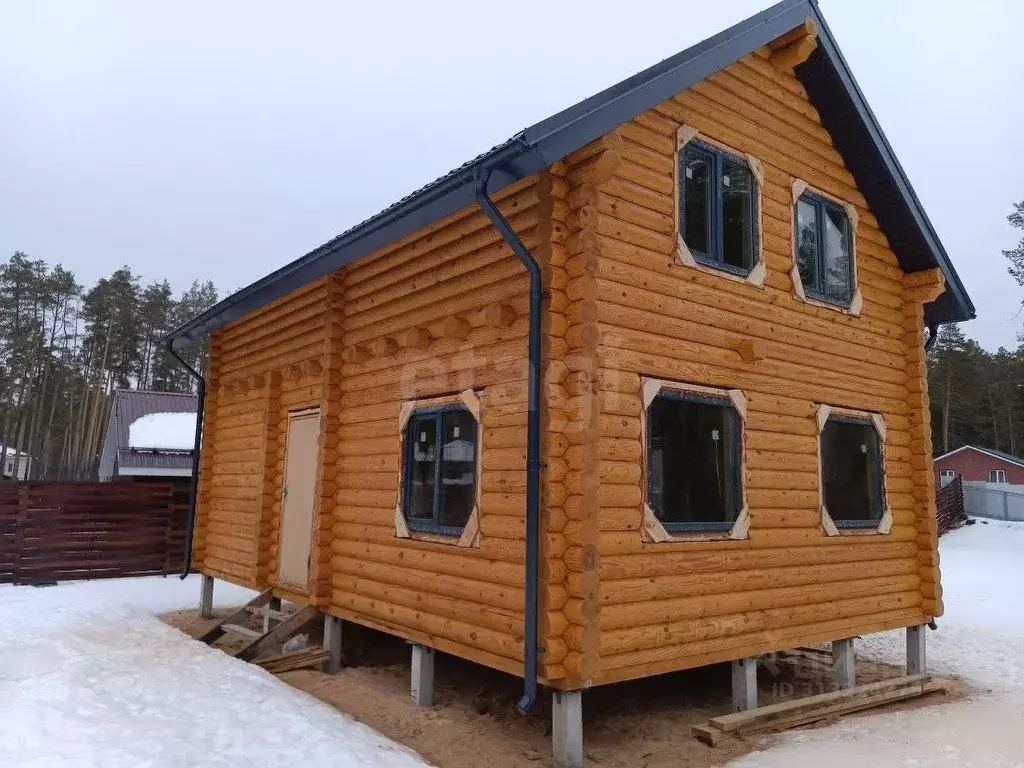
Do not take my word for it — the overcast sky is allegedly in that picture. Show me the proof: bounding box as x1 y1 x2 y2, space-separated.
2 1 1022 349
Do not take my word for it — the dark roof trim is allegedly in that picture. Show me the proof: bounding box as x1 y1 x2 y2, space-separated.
167 0 972 348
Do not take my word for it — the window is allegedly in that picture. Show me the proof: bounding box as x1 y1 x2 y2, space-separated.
680 140 758 275
989 469 1007 484
795 191 854 306
402 404 478 535
647 390 743 531
939 469 956 487
820 414 885 527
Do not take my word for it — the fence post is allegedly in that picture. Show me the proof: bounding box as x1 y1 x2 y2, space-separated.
14 485 27 586
1004 489 1011 521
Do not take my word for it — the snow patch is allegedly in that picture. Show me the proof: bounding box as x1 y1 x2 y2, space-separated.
128 412 197 450
0 575 432 767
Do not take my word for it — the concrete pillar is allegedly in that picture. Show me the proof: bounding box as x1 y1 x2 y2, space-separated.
907 625 927 675
411 644 435 707
263 596 281 634
831 638 856 690
323 615 343 675
199 574 214 619
731 657 758 712
552 691 584 768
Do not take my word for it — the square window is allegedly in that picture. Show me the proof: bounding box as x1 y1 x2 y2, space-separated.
989 469 1007 484
647 390 743 531
820 415 885 526
402 405 478 535
680 140 758 276
794 191 854 306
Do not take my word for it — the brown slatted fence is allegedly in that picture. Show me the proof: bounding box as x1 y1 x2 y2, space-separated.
0 481 188 585
936 474 967 536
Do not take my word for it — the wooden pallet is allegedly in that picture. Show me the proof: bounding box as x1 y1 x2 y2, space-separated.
693 675 947 746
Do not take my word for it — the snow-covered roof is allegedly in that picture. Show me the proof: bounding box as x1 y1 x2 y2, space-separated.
128 412 197 451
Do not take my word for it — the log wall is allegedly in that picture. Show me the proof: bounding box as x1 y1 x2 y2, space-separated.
571 50 939 685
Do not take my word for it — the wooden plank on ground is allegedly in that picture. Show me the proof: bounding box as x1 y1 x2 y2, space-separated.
196 588 274 644
693 675 947 745
256 648 330 674
234 605 320 661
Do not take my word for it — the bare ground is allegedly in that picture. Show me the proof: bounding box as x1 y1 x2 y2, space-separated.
161 608 968 768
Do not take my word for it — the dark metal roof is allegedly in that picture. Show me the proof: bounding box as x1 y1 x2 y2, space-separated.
109 389 198 471
167 0 973 348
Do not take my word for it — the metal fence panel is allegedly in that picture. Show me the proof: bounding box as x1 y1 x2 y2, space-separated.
963 481 1024 522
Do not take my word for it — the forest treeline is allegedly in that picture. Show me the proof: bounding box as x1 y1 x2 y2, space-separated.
0 252 217 480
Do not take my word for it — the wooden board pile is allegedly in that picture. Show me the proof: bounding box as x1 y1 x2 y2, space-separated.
693 674 947 746
256 648 330 674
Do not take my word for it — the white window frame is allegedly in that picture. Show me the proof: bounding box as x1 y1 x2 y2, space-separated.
989 469 1007 484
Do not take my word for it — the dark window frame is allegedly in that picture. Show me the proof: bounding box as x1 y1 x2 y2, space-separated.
821 413 886 530
401 402 478 537
679 139 759 277
645 388 745 533
794 190 855 307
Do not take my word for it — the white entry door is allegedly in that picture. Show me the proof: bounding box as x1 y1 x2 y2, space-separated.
278 408 320 589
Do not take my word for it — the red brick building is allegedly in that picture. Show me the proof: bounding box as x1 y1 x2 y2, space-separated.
934 445 1024 487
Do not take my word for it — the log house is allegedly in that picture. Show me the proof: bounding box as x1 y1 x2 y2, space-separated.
167 2 974 764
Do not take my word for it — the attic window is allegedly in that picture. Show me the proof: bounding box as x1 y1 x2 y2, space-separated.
989 469 1007 484
680 140 758 276
820 414 885 528
647 389 743 531
795 191 854 306
402 404 478 536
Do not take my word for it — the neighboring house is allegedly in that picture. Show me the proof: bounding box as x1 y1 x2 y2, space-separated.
98 389 199 481
1 448 32 481
934 445 1024 487
165 2 974 762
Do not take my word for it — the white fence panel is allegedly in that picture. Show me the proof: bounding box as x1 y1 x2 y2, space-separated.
963 481 1024 521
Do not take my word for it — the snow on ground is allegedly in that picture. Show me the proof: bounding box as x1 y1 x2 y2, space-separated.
128 412 197 449
730 519 1024 767
0 575 431 768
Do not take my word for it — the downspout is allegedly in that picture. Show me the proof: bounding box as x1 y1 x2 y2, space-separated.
474 167 543 715
165 338 207 580
924 323 940 352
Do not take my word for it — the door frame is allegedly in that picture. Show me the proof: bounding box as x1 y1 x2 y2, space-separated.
276 406 321 591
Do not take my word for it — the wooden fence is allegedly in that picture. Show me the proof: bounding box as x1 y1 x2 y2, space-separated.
0 481 188 585
936 474 968 535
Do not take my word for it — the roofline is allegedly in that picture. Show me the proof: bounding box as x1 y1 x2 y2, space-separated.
808 5 975 323
166 0 973 347
934 445 1024 469
114 387 199 398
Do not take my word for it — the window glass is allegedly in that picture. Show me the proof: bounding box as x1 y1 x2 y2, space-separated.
823 205 852 302
407 417 437 521
440 409 477 528
721 157 754 269
403 405 478 534
683 151 710 256
795 198 818 289
796 191 854 306
647 393 740 529
989 469 1006 483
820 418 884 523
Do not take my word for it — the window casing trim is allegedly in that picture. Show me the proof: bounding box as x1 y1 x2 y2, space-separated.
790 179 863 315
395 389 482 548
639 377 750 543
674 125 767 288
815 404 891 536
